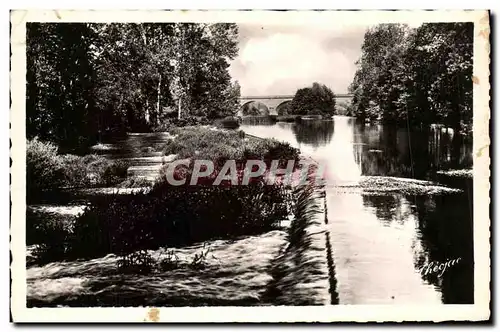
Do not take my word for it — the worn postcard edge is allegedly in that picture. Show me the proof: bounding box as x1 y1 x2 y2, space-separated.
9 9 491 323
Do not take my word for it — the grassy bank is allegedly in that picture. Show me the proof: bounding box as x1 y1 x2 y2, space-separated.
28 127 300 267
26 126 337 306
163 126 299 168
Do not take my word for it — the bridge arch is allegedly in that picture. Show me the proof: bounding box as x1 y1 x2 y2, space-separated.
276 100 292 115
238 93 353 116
238 101 270 116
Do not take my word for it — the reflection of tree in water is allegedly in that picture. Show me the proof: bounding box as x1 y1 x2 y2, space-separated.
362 194 414 228
361 191 473 304
362 195 401 227
412 193 474 304
352 123 365 167
291 120 334 148
240 116 275 126
355 124 472 179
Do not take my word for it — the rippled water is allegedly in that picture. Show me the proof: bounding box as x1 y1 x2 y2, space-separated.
241 116 474 304
27 230 289 307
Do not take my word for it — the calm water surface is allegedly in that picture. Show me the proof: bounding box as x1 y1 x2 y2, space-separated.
241 116 474 304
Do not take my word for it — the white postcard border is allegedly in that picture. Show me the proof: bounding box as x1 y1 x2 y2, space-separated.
10 9 490 322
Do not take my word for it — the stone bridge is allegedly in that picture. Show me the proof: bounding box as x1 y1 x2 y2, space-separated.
238 94 353 116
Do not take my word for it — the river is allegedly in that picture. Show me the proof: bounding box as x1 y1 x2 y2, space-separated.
240 116 474 304
27 117 474 306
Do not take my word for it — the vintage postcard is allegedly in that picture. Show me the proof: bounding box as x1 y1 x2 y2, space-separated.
10 9 490 322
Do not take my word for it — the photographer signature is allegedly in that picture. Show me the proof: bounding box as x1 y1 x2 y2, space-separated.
419 257 462 277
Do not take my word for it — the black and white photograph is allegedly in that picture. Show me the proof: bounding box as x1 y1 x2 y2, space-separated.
10 9 490 322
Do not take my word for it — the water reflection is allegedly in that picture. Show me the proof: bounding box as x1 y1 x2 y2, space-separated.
413 193 474 304
241 117 473 304
241 116 276 126
362 195 407 227
354 123 473 179
291 119 334 147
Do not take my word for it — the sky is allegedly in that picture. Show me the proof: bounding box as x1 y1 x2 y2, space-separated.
229 23 368 96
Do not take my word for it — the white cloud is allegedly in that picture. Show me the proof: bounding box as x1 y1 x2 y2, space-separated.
229 24 366 96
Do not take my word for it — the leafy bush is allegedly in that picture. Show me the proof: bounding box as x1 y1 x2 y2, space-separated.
240 138 300 170
158 249 181 271
189 244 212 270
60 154 89 187
27 138 129 201
69 203 113 259
26 208 74 263
102 160 129 185
117 250 155 274
174 115 210 127
26 138 67 193
31 221 70 263
29 129 300 265
153 178 291 245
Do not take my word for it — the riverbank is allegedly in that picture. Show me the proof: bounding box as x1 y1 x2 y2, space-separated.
26 117 475 306
27 126 336 306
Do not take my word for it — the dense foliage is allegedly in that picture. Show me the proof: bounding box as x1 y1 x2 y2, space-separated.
27 128 303 266
26 138 128 202
240 101 270 116
288 82 337 117
26 23 240 151
349 23 473 132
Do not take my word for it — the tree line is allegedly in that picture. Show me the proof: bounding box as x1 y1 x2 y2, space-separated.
349 23 473 133
26 23 240 151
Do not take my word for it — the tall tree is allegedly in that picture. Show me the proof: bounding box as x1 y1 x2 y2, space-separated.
349 24 410 123
92 23 177 133
406 23 473 130
173 23 240 118
289 82 336 116
26 23 241 150
26 23 98 151
350 23 473 132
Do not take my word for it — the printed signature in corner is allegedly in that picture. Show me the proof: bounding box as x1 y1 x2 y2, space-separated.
419 257 462 277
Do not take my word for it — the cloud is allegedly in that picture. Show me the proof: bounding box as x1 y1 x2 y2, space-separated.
229 24 367 96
